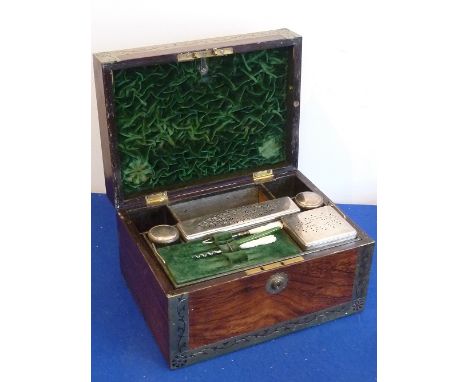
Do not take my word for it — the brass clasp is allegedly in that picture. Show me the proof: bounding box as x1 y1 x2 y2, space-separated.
177 47 234 62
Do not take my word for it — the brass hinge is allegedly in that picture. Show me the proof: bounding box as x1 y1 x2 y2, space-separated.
253 169 274 184
145 191 169 207
177 47 234 62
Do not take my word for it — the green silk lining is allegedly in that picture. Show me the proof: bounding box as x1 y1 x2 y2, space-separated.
112 48 290 197
156 230 301 285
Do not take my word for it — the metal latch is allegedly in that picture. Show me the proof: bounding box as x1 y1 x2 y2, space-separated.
145 191 169 207
177 47 234 62
253 169 274 184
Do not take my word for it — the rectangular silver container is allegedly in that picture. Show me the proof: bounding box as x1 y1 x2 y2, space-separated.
176 196 300 241
168 186 272 222
281 206 358 250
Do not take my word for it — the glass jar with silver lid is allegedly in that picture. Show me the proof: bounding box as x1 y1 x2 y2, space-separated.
294 191 324 210
147 225 180 245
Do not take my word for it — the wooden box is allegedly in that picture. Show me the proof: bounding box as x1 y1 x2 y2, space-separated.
93 29 374 369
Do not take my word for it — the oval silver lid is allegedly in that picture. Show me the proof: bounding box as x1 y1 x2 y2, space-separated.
295 191 324 209
147 225 180 244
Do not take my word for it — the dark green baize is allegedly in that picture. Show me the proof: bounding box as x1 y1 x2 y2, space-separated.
112 48 290 197
156 230 301 285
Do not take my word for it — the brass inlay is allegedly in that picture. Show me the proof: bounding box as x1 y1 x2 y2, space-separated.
261 262 283 271
177 47 234 62
244 256 304 276
281 256 304 265
245 267 262 276
253 169 274 184
145 191 169 206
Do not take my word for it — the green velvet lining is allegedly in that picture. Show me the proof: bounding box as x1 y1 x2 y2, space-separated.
112 48 290 197
156 230 301 285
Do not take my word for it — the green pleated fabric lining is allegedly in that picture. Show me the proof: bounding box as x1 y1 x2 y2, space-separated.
156 230 301 285
112 48 290 197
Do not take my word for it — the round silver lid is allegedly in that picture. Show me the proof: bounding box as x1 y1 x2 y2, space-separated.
295 191 324 209
147 225 180 244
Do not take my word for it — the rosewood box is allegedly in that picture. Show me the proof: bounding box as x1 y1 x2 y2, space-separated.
93 29 375 369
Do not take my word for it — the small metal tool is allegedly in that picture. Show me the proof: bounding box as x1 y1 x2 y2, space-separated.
192 235 277 260
294 191 324 210
202 221 283 244
147 225 180 245
232 221 283 239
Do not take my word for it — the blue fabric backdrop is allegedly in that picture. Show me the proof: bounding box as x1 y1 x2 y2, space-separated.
92 193 376 381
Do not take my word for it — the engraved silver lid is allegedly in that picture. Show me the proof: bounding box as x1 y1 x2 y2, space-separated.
147 225 180 244
281 206 357 250
295 191 324 209
176 196 300 241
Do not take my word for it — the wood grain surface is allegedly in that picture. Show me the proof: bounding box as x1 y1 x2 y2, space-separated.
188 249 358 349
118 214 171 362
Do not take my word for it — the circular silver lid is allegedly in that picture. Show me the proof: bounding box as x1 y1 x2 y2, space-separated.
295 191 324 209
147 225 180 244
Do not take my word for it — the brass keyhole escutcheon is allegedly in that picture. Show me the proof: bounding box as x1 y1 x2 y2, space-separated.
266 272 288 294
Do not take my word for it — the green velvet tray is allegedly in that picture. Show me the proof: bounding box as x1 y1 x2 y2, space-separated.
155 230 301 286
112 48 290 197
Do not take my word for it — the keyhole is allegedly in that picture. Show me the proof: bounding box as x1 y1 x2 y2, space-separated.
266 273 288 294
272 280 283 290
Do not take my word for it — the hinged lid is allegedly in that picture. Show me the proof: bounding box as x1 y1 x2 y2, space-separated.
93 29 302 209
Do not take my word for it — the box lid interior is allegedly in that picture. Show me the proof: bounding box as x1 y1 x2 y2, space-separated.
96 30 302 208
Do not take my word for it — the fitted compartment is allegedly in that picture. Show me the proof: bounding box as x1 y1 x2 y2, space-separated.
155 229 301 286
126 205 178 233
264 174 315 199
128 173 356 288
130 174 344 287
135 183 305 287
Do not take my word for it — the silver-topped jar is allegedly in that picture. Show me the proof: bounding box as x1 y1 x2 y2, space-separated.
294 191 324 210
147 225 180 245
